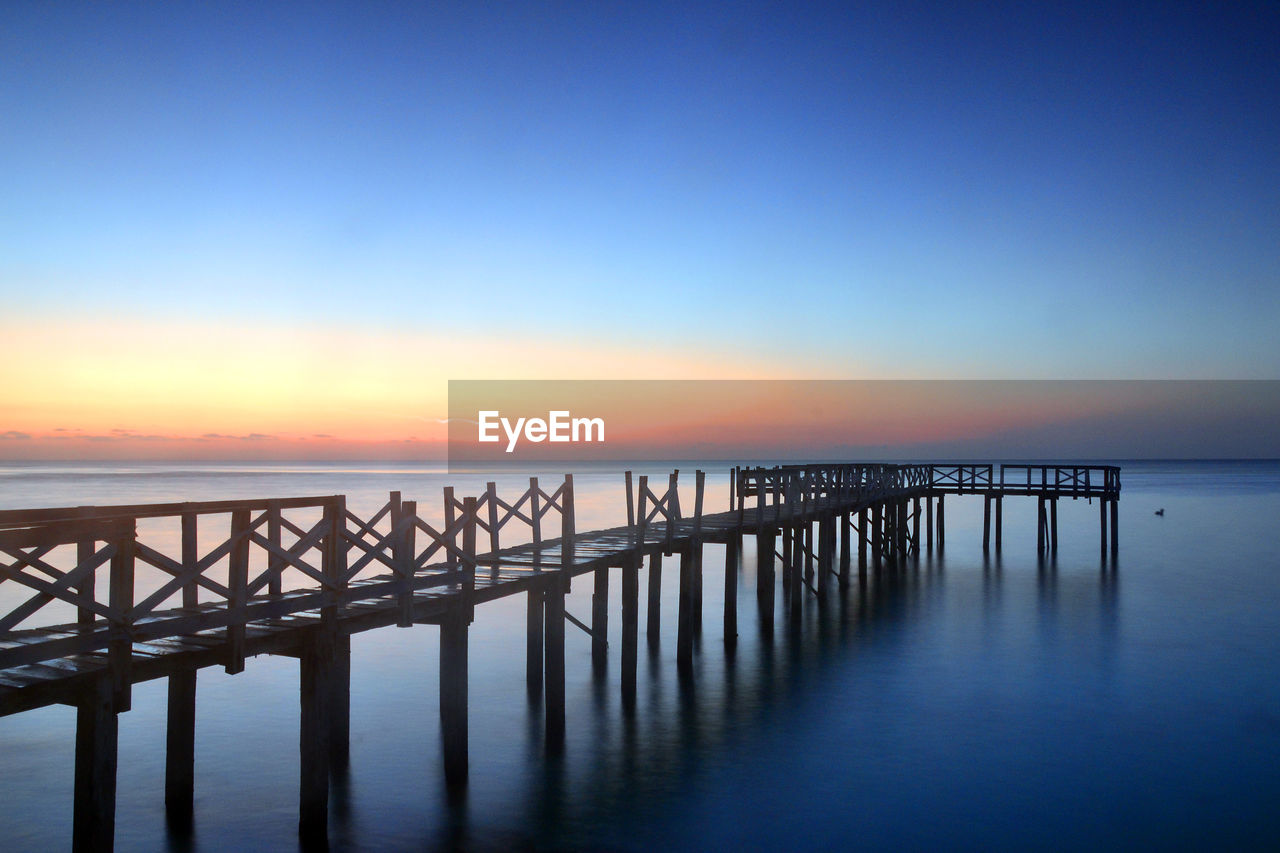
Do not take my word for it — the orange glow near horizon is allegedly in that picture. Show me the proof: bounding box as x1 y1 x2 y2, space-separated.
9 318 1263 462
1 317 800 458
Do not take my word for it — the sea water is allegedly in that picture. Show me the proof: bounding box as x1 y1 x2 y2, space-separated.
0 460 1277 851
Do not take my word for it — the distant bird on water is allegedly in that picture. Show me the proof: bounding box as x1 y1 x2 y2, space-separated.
1155 508 1165 516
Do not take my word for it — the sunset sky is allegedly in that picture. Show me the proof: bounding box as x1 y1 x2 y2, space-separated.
2 2 1278 459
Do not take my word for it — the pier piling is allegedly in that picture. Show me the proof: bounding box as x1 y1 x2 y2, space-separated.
621 556 639 708
165 670 197 828
73 675 118 853
439 607 469 787
544 580 567 753
724 537 738 644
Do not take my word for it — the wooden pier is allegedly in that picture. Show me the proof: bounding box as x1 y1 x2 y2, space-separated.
0 462 1120 850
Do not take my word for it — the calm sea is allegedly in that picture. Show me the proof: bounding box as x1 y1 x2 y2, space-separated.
1 460 1278 851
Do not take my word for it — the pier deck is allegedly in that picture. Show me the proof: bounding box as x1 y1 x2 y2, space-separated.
0 462 1119 850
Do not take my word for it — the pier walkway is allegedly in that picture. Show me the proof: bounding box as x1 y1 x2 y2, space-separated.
0 462 1120 850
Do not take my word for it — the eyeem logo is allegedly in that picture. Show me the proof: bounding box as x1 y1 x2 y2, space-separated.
477 410 605 453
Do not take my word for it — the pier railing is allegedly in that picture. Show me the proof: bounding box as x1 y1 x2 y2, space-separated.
626 470 705 551
0 460 1124 851
0 495 480 683
0 462 1121 691
998 465 1121 497
733 462 1120 506
465 475 575 567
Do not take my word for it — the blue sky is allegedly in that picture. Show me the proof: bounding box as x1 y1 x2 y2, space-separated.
3 0 1278 386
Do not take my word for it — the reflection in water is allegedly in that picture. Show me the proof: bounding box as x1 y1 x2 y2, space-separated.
464 542 1132 853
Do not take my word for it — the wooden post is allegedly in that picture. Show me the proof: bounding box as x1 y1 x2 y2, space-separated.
591 566 608 671
529 477 542 559
226 509 249 676
789 525 802 621
646 551 662 643
937 494 945 553
756 531 775 633
724 536 738 644
298 629 333 845
983 495 991 554
926 496 934 554
439 605 468 787
73 674 118 853
676 545 694 671
268 499 283 597
899 499 909 558
561 474 576 572
871 502 883 570
526 588 543 699
691 471 705 635
911 497 921 554
804 519 815 586
330 633 351 772
1110 498 1119 556
326 496 348 625
76 507 97 627
838 513 851 586
544 578 566 753
858 507 868 569
780 525 792 593
692 544 704 634
443 487 457 569
1100 496 1108 555
817 515 832 596
995 496 1003 554
108 523 135 711
621 554 639 709
1050 497 1059 552
181 509 198 610
391 493 412 627
486 481 500 558
164 669 197 828
1037 497 1046 553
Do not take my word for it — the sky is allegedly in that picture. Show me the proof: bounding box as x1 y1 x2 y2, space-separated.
2 1 1278 459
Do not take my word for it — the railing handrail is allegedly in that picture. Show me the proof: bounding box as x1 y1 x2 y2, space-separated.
0 495 341 528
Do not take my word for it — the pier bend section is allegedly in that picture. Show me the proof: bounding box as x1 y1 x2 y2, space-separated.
0 461 1119 850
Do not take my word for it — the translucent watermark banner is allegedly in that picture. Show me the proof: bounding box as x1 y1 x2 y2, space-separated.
446 380 1280 471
